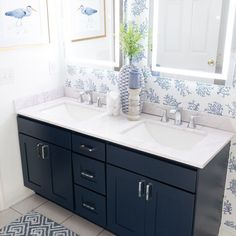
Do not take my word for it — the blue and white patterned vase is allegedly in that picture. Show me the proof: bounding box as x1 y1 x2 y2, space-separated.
119 64 145 114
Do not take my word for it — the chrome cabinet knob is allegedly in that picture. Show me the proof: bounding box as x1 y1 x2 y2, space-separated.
41 145 49 159
138 180 145 198
146 183 152 201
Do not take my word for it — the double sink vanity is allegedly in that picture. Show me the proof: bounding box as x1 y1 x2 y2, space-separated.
17 97 233 236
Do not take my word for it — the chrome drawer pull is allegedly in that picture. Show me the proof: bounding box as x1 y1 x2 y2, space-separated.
82 203 95 211
146 183 153 201
42 145 49 159
36 143 43 158
80 144 95 152
138 180 145 198
81 172 95 179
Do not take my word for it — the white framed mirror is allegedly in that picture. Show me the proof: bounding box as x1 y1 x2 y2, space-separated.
63 0 121 68
150 0 236 84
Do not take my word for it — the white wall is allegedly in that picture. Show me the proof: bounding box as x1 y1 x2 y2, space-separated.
0 1 64 210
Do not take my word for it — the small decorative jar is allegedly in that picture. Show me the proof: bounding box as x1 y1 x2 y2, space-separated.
106 91 120 116
127 69 142 121
127 88 141 121
129 67 141 89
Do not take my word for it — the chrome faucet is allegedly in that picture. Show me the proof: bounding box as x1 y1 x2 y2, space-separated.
85 90 93 105
170 107 182 126
188 115 199 129
78 91 85 103
161 109 169 123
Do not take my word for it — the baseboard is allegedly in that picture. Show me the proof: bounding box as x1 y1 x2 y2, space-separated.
219 226 236 236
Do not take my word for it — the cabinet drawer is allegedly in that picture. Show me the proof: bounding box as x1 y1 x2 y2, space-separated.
17 116 71 149
72 134 105 161
107 144 197 193
73 154 106 195
74 185 106 227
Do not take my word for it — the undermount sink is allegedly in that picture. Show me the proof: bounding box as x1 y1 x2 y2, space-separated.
121 120 207 150
39 101 103 122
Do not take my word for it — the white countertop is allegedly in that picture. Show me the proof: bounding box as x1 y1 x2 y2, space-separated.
17 97 234 169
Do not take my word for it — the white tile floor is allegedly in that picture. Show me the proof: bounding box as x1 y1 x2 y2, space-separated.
0 194 234 236
0 194 115 236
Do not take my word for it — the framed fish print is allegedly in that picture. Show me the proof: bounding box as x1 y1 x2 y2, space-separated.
69 0 106 41
0 0 50 48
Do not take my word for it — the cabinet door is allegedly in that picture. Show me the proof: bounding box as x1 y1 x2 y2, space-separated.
50 145 73 210
145 181 195 236
107 165 146 236
19 134 73 210
19 134 51 195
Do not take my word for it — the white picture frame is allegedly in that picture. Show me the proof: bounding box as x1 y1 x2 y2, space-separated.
0 0 50 49
70 0 106 42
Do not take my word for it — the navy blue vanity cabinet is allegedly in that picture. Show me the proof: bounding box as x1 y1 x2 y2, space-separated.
145 180 195 236
72 134 107 227
107 165 147 236
49 143 73 210
72 133 106 161
73 153 106 195
18 116 73 211
17 115 230 236
107 165 195 236
107 143 230 236
19 134 52 195
74 185 106 227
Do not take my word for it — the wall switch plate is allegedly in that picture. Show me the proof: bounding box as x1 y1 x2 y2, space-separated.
0 68 15 86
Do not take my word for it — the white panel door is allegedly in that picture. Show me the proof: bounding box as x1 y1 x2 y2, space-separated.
156 0 223 72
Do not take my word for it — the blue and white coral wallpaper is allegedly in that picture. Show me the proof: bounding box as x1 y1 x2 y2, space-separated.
65 0 236 232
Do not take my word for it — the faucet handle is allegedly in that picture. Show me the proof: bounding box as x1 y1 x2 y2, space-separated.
188 115 199 129
170 108 177 114
170 106 182 114
161 109 169 123
78 91 85 103
169 109 176 114
85 90 93 105
97 97 102 107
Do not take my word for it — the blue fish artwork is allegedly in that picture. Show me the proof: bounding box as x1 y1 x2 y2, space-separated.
5 6 37 26
78 5 98 16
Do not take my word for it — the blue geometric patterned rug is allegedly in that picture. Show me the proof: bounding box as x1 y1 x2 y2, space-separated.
0 211 78 236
